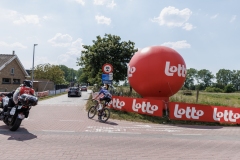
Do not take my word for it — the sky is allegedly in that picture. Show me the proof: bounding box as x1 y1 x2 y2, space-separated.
0 0 239 76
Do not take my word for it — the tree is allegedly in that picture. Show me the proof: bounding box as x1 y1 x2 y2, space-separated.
58 65 77 83
76 68 88 85
184 68 197 90
34 63 66 84
77 34 138 85
230 70 240 90
216 69 233 86
196 69 214 90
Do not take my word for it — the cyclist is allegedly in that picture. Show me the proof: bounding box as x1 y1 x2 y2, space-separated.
93 85 112 111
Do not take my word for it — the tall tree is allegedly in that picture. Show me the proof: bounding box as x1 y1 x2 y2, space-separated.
196 69 214 89
216 69 233 86
34 63 66 84
184 68 197 89
77 34 138 85
58 65 77 83
231 70 240 90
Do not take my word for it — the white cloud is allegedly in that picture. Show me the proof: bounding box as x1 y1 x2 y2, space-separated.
161 40 191 49
94 0 116 8
107 0 116 9
48 33 73 47
94 0 106 5
67 38 84 56
13 15 40 25
95 15 111 25
75 0 85 5
0 41 27 49
182 23 195 31
42 16 51 20
152 6 193 31
0 8 46 25
38 37 84 68
230 15 237 23
210 14 218 19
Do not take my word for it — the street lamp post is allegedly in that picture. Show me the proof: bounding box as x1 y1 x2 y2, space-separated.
31 44 38 87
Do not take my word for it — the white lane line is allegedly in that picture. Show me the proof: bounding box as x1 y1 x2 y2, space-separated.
59 120 84 122
146 129 180 132
109 132 141 134
42 130 75 133
85 130 141 135
172 134 202 136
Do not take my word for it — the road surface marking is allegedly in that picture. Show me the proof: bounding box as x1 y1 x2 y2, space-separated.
172 134 202 136
60 120 84 122
42 130 75 133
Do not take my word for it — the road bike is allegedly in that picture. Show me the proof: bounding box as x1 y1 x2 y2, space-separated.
87 99 110 123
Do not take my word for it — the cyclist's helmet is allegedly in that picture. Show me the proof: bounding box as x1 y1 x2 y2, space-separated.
102 86 107 89
23 80 33 88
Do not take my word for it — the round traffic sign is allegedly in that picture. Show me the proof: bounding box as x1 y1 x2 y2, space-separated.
102 63 113 74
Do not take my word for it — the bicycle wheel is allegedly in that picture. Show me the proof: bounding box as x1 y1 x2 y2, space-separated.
99 108 110 123
88 106 97 119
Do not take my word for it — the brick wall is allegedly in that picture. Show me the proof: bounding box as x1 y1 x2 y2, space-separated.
33 81 55 92
0 59 27 92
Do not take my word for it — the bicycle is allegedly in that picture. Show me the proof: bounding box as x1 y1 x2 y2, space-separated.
87 99 110 123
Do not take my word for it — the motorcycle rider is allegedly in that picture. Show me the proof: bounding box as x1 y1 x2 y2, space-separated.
4 80 35 115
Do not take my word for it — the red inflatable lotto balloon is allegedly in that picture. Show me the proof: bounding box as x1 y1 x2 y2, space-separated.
128 46 187 101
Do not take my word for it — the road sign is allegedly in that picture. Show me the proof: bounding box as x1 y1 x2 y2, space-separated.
102 80 112 84
109 73 113 80
102 74 109 80
102 63 113 74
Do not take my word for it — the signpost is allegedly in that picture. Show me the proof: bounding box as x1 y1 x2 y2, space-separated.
102 63 113 84
102 63 113 74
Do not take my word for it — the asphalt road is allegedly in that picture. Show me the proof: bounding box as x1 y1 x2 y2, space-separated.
0 90 240 160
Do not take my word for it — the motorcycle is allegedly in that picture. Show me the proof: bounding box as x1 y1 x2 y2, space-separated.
0 93 38 131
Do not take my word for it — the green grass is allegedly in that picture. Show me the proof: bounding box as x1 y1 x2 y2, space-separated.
170 91 240 108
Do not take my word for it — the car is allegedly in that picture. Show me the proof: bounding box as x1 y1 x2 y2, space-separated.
80 86 87 91
68 87 82 97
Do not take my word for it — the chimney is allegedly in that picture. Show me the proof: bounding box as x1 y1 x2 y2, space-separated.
13 50 15 55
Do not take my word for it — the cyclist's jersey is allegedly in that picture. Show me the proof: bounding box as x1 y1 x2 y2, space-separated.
98 89 112 99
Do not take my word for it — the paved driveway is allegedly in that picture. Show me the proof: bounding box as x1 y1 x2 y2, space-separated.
0 91 240 160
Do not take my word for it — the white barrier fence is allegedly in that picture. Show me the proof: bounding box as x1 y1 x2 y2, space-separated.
1 88 68 98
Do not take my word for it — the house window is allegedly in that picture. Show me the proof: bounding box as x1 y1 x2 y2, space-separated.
11 68 14 74
2 78 11 84
13 79 20 84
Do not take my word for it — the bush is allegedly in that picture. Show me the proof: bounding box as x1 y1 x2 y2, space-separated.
224 84 236 93
205 87 223 93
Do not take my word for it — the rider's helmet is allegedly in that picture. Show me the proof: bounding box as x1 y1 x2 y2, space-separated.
23 80 33 88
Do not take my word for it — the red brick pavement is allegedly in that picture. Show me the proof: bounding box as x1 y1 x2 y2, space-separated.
0 91 240 160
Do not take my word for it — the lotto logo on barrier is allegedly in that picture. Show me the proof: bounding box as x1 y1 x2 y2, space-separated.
108 96 163 117
169 102 240 124
169 102 214 122
213 107 240 123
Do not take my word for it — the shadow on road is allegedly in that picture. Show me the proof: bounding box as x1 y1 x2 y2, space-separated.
88 118 118 125
0 125 37 141
101 121 118 125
